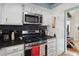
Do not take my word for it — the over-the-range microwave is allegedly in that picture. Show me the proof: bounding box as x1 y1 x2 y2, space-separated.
23 12 42 24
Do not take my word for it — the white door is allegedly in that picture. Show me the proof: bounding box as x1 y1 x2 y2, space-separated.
2 4 23 25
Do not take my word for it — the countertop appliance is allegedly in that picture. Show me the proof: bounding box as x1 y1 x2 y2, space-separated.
1 30 12 42
23 12 42 24
0 30 22 42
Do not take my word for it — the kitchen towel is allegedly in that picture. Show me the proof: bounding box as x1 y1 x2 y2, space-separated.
31 45 39 56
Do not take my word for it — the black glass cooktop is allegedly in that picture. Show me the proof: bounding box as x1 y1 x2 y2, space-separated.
23 36 44 43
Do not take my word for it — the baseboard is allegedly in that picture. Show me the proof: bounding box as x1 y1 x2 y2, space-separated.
57 51 65 56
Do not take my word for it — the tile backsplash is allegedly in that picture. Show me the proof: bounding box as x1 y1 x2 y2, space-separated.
0 25 46 31
0 24 47 31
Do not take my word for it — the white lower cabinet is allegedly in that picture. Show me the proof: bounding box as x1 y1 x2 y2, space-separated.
7 50 24 56
47 38 57 56
0 44 24 56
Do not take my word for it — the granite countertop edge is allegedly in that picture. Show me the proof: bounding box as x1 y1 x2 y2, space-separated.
0 36 56 49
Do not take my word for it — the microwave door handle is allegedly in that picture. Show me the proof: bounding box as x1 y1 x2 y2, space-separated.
40 16 42 24
40 16 41 23
39 16 40 23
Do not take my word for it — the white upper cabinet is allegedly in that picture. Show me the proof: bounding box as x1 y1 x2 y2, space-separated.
42 14 52 26
1 4 23 25
0 4 2 24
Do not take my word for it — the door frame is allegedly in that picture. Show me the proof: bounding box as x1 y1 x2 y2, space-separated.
64 5 79 53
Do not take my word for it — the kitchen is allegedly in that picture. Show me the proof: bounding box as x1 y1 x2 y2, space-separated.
1 3 79 56
0 3 57 56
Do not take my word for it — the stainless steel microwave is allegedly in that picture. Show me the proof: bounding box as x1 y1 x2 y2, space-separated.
23 12 42 24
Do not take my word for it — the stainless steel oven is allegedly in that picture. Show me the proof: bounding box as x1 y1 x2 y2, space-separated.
22 30 47 56
23 12 42 24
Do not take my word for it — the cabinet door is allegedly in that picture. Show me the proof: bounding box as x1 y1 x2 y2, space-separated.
5 44 24 52
7 51 24 56
42 13 51 26
0 44 24 56
39 44 45 56
47 38 57 56
2 4 23 25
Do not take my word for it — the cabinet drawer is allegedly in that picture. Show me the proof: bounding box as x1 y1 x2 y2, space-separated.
48 42 56 46
47 44 56 48
47 39 56 43
47 47 56 51
5 44 24 51
9 50 24 56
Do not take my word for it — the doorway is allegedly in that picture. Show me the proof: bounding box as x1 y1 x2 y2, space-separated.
65 6 79 56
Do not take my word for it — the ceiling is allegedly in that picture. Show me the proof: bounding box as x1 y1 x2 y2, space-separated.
33 3 61 9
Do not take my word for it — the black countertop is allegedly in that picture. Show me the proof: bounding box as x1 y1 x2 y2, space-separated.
0 39 24 49
0 36 55 49
24 35 55 44
43 35 55 39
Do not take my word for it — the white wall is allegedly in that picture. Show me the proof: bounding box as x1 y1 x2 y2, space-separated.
70 11 79 41
51 3 79 55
